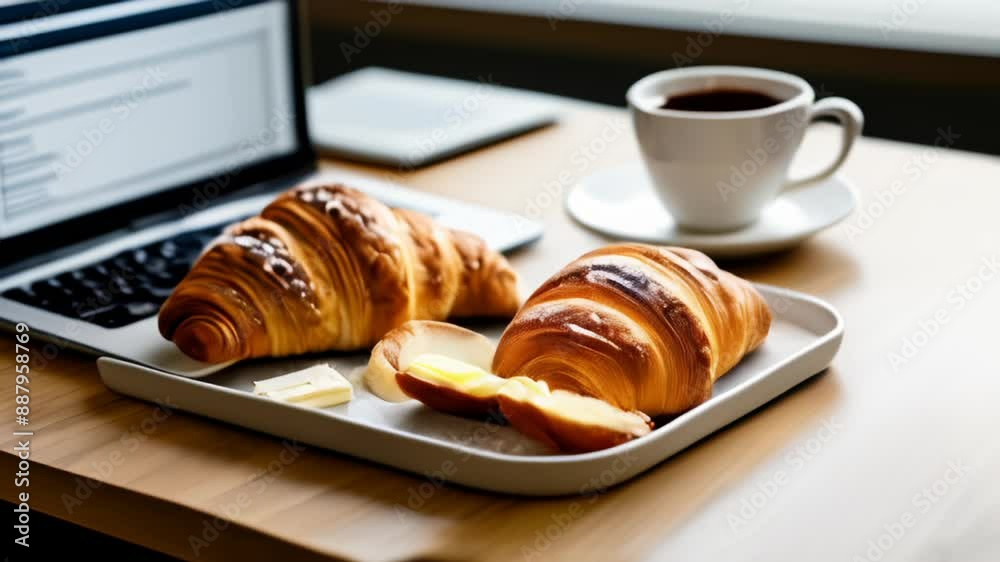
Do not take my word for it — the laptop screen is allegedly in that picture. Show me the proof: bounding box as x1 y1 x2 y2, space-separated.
0 0 306 242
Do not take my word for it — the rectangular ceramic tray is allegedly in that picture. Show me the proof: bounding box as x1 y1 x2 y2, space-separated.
97 285 843 496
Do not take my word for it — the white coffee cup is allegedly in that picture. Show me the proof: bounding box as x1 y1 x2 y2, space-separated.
627 66 863 232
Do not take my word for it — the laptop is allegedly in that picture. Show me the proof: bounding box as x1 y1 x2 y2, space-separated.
0 0 541 377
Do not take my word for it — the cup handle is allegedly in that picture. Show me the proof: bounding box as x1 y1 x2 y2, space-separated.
783 97 864 191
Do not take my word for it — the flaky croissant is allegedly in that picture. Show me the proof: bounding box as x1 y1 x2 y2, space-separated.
159 184 520 363
492 244 771 416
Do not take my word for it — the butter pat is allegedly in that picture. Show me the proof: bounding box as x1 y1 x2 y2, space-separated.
253 364 353 408
406 353 509 398
407 353 493 385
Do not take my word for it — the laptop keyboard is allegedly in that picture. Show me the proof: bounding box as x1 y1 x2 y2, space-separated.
2 221 236 329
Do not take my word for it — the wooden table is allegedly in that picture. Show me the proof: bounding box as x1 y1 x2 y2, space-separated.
3 103 999 561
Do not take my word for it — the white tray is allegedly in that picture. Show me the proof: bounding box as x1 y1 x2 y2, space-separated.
97 285 843 496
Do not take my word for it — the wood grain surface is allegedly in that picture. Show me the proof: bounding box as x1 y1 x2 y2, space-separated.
3 104 998 561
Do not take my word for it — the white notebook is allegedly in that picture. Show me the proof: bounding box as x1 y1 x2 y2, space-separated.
308 67 558 167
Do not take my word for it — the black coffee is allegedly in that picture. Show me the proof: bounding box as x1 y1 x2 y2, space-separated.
661 88 783 112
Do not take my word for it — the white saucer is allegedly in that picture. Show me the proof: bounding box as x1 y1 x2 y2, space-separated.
566 164 857 257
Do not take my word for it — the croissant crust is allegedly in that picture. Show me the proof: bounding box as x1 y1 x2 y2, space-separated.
491 244 771 415
159 184 520 363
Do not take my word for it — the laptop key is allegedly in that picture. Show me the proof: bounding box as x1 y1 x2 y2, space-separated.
109 274 135 297
134 285 175 301
79 277 104 290
135 270 175 289
89 264 111 278
2 217 243 328
79 305 133 329
126 302 160 318
111 256 138 277
29 279 76 312
145 256 169 274
159 240 179 259
55 270 87 286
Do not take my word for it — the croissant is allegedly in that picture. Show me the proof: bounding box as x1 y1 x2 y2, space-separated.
491 244 771 416
158 183 520 363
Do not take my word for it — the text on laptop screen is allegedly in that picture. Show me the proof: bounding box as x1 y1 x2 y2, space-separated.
0 0 299 239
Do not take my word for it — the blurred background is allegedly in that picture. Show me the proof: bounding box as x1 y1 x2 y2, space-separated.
310 0 1000 155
